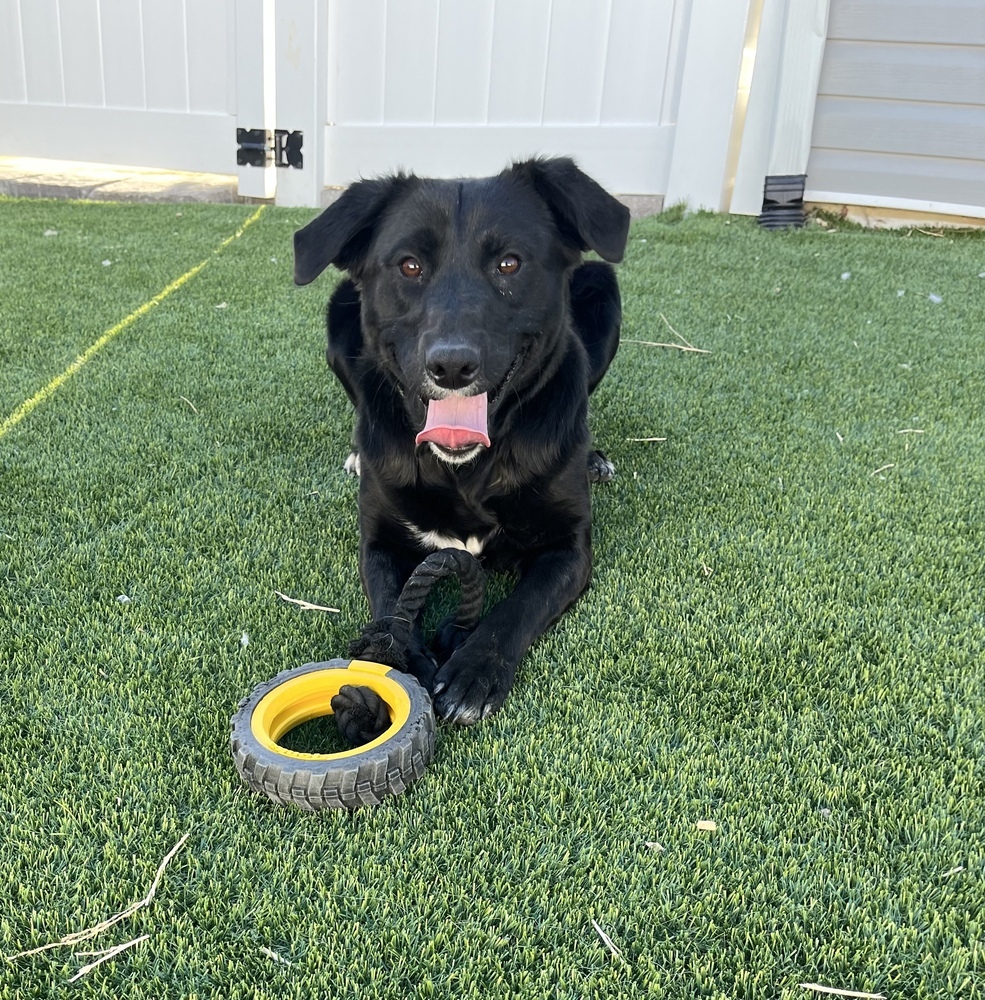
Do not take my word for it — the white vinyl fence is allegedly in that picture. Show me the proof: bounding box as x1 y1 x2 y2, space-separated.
3 0 792 210
0 0 237 175
18 0 975 221
321 0 690 196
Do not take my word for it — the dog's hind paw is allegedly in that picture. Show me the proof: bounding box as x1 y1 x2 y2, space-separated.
588 450 615 483
343 451 361 477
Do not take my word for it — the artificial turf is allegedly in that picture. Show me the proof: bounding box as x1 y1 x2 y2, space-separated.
0 196 982 999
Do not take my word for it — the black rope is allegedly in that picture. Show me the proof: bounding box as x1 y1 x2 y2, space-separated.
333 550 486 745
348 548 485 670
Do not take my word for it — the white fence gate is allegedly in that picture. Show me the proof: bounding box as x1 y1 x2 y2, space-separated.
0 0 237 174
0 0 829 212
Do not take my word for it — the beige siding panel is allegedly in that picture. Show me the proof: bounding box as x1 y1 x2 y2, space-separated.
821 40 985 105
807 147 985 212
812 96 985 161
811 2 985 215
828 0 985 46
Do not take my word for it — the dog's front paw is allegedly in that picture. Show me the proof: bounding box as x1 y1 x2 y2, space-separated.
343 451 361 477
405 641 439 692
349 622 437 691
432 637 515 726
430 614 474 665
588 449 615 483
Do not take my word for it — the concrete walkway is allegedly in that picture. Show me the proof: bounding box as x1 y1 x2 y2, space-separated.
0 156 244 203
0 155 666 219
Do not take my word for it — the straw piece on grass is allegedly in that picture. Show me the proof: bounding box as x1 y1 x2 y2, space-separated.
623 312 711 354
68 935 149 983
6 833 188 961
623 339 711 355
591 919 624 960
799 983 886 999
275 591 341 613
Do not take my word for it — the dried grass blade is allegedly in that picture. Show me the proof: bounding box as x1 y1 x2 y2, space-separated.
68 935 149 983
275 591 341 613
591 918 624 960
623 339 711 355
799 983 886 999
6 833 188 960
659 312 697 349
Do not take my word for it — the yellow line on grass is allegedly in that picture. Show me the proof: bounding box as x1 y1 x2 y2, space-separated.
0 204 267 441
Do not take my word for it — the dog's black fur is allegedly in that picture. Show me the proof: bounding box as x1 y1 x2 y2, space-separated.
294 157 629 726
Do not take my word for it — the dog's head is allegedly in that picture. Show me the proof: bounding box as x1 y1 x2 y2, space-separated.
294 157 629 464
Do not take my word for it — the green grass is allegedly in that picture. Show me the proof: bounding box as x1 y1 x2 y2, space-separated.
0 196 983 999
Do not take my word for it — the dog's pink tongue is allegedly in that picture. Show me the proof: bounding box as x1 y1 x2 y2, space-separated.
416 392 490 450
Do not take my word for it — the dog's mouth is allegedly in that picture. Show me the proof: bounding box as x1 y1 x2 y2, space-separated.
415 392 491 452
414 345 528 456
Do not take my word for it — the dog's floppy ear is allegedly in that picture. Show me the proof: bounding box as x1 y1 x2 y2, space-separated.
512 157 630 264
293 174 409 285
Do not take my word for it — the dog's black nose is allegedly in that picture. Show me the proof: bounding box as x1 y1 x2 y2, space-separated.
425 340 481 391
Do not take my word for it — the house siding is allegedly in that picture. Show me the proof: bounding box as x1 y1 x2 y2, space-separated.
806 0 985 216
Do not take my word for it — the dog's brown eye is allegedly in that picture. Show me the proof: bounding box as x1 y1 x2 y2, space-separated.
399 257 422 278
496 254 521 275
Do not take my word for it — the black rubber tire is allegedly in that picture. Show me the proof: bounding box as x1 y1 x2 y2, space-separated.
230 658 436 811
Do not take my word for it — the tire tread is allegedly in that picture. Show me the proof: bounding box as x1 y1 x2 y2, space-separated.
230 658 435 810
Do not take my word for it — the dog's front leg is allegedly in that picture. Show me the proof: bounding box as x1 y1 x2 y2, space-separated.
359 542 439 688
433 543 592 726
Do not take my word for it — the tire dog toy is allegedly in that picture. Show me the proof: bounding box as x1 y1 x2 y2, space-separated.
230 549 485 810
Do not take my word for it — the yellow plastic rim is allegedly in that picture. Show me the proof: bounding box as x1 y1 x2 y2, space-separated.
250 660 413 762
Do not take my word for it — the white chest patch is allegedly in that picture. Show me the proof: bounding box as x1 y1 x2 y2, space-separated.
406 524 486 556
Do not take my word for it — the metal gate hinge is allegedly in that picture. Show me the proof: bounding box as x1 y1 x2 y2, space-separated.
236 129 303 169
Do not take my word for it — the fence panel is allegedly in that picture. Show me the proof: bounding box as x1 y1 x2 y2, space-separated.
323 0 691 194
0 0 236 175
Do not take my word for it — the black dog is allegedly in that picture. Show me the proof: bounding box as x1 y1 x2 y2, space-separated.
294 157 629 727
